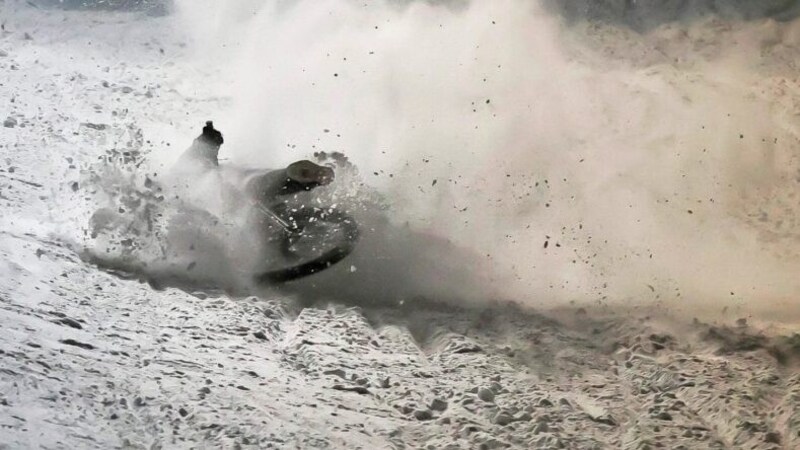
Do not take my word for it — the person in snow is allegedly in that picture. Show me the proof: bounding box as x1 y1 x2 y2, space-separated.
177 121 335 204
180 120 224 167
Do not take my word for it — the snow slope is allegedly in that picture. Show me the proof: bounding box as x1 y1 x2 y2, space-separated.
1 4 799 450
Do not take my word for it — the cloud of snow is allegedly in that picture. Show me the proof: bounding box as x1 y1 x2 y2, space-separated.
169 0 800 319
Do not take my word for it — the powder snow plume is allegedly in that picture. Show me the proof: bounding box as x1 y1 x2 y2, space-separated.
163 0 800 319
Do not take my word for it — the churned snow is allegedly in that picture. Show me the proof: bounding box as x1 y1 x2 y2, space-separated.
1 3 799 449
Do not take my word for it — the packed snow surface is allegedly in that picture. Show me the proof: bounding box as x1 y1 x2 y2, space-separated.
1 2 800 449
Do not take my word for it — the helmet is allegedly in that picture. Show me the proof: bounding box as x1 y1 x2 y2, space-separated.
286 160 334 186
201 121 224 147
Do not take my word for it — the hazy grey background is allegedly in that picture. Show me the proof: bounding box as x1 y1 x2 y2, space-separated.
38 0 800 26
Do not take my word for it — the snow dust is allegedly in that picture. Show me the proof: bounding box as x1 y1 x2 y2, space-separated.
2 3 800 449
159 0 800 319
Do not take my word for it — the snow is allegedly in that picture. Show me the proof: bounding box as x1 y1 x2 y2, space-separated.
1 2 799 449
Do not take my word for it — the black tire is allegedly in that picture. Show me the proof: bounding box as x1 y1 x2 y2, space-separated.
254 207 359 284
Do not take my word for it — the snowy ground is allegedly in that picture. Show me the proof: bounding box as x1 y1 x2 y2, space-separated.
1 4 800 450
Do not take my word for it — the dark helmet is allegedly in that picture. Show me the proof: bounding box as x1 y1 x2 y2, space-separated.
201 120 224 147
286 160 334 186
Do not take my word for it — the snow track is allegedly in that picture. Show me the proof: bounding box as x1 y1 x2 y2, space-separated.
1 5 799 450
2 236 798 449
